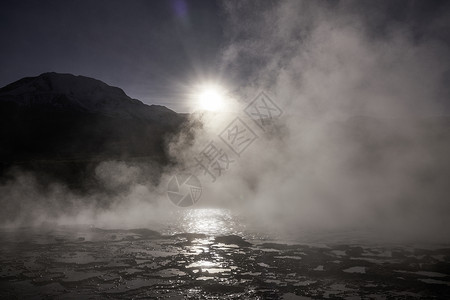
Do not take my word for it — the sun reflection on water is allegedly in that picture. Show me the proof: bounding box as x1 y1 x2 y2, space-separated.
168 208 245 236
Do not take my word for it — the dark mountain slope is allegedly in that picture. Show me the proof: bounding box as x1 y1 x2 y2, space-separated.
0 73 187 189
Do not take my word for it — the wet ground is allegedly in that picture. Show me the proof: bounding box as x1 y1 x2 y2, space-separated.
0 223 449 299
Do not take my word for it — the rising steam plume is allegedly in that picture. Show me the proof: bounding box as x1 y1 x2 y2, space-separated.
1 0 450 243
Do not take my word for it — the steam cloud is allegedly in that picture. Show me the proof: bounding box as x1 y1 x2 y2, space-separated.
1 0 449 243
217 0 450 242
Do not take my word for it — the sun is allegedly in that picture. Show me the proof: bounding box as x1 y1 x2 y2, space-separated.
196 84 226 112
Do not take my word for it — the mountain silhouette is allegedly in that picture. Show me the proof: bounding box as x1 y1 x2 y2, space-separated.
0 72 187 189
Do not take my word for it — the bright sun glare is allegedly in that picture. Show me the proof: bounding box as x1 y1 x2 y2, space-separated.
196 84 226 112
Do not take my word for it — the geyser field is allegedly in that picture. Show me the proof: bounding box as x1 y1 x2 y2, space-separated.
1 0 450 299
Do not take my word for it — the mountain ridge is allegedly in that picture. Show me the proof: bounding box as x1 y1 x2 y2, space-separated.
0 72 188 189
0 72 176 122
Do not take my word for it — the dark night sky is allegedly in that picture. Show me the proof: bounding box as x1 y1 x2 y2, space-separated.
1 0 450 112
